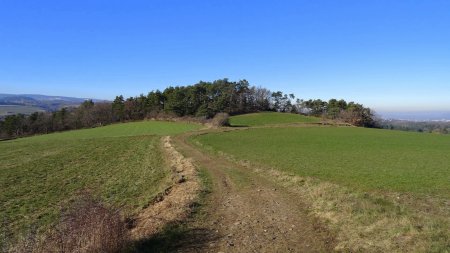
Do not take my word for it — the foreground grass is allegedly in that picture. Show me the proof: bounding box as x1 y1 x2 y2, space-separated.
229 111 320 126
195 126 450 197
0 120 201 244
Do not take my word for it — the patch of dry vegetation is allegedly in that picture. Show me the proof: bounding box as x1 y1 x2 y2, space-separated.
210 113 230 127
249 165 449 252
7 194 128 253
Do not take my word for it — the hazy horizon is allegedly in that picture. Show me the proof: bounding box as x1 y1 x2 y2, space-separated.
376 110 450 121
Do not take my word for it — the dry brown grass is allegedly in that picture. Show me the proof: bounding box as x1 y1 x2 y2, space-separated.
146 111 209 125
254 167 449 252
210 113 230 127
8 194 128 253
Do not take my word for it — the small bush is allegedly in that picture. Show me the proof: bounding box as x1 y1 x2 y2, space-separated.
50 196 127 253
211 113 230 127
10 195 128 253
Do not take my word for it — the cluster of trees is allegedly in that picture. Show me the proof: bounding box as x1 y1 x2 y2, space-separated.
110 79 273 120
0 101 114 138
297 99 376 127
0 78 377 139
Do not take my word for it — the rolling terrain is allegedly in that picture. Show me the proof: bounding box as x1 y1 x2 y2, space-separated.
2 112 449 252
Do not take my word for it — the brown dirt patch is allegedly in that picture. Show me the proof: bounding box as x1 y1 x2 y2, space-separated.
130 136 201 240
169 132 336 252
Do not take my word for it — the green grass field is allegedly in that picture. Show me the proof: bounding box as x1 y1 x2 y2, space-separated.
0 120 201 241
229 111 320 126
194 126 450 197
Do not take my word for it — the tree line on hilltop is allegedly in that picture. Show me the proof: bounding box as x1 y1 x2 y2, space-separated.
0 79 376 139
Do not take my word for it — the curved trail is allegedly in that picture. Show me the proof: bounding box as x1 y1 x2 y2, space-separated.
167 131 335 252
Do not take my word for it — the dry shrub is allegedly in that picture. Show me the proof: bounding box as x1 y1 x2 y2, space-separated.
146 112 209 124
49 195 127 253
210 113 230 127
10 195 128 253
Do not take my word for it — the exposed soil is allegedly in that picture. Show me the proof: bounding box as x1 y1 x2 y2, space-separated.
165 131 336 252
131 136 201 240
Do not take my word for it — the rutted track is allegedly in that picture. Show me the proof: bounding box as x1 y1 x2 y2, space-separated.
169 131 335 252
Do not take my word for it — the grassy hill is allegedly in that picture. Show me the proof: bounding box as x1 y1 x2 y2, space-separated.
194 126 450 197
0 120 201 242
229 111 320 126
3 112 449 251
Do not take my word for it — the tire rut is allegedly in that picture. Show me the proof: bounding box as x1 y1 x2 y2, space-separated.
171 132 335 252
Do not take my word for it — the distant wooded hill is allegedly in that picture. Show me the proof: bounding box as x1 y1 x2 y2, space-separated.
0 79 376 139
0 94 106 116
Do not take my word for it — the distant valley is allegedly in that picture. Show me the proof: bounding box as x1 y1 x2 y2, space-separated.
0 94 106 117
378 111 450 122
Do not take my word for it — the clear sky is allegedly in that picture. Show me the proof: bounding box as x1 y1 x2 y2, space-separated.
1 0 449 112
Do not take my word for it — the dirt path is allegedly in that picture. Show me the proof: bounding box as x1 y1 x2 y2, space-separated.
167 131 335 252
131 136 201 240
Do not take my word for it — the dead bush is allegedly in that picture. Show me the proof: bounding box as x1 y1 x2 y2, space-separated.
9 195 128 253
211 113 230 127
49 195 127 253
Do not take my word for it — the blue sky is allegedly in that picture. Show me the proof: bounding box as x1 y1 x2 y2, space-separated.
1 0 449 112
